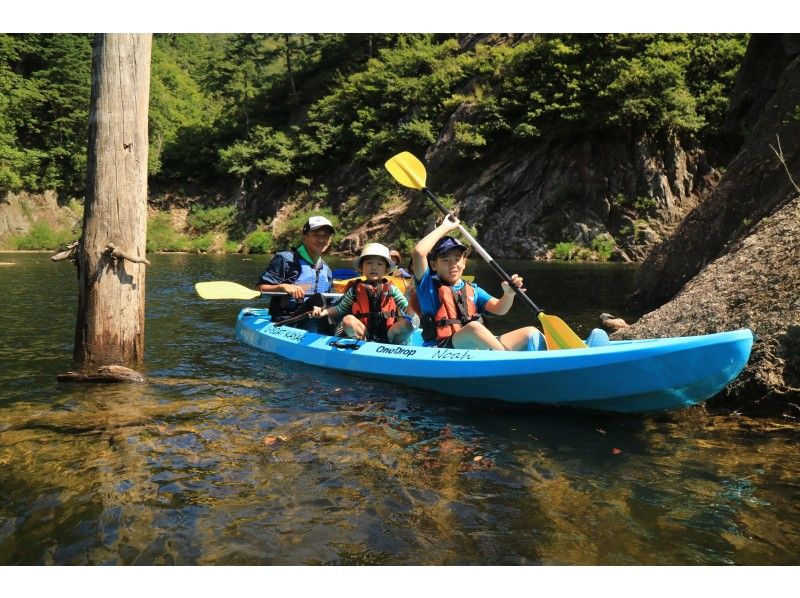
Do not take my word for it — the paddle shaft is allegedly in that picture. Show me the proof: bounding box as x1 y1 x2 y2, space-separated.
273 312 312 327
422 188 544 316
263 291 342 299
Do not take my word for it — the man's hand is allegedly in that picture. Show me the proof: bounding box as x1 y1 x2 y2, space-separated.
280 284 307 299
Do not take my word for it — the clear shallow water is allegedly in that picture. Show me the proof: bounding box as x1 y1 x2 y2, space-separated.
0 253 797 565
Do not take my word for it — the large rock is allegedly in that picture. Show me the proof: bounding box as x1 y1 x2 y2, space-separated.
0 191 81 244
619 35 800 415
628 35 800 312
425 131 716 260
614 193 800 415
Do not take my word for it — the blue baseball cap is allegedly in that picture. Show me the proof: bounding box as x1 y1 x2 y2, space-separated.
428 236 468 260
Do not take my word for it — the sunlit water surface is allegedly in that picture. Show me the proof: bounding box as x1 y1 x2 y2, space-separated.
0 253 797 565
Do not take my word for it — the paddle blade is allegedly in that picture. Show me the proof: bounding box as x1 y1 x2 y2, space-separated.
538 313 588 350
195 281 261 300
385 151 427 190
332 274 413 294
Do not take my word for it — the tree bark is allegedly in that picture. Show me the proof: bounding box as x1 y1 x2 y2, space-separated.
284 34 298 103
72 33 152 377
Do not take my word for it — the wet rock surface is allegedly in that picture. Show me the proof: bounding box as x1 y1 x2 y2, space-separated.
620 35 800 416
616 193 800 416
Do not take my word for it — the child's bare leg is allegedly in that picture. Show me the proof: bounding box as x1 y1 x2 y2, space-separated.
498 326 541 351
387 319 413 344
452 321 506 350
341 314 366 339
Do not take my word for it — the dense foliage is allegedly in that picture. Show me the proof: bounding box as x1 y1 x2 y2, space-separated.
208 33 749 186
1 33 749 254
0 34 92 192
1 33 748 196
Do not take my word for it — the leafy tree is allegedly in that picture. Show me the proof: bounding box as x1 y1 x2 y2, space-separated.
686 34 751 138
0 34 91 193
149 35 216 175
219 125 296 181
482 34 747 144
30 34 92 190
148 34 228 182
207 34 270 137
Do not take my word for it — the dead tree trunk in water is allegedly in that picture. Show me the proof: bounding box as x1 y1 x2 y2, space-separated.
63 34 152 383
284 34 298 103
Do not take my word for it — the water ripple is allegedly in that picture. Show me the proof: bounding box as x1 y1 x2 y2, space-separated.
0 254 798 564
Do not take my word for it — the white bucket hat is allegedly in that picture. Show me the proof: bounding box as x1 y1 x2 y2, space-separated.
353 242 395 270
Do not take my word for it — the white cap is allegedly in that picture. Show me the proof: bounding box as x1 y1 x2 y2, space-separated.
303 215 335 233
353 242 395 270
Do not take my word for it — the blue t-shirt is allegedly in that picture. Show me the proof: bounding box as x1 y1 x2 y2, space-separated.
415 267 491 315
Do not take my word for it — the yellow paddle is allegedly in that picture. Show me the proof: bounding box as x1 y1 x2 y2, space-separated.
385 151 587 350
195 281 341 301
195 281 261 300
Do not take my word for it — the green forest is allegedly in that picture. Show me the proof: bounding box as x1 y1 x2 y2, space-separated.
0 33 749 254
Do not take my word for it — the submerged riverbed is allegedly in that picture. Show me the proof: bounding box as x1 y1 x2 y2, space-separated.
0 253 797 565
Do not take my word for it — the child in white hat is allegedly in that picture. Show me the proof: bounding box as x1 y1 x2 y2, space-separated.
311 243 413 344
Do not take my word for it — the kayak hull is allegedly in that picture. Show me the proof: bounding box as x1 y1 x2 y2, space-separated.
235 308 753 414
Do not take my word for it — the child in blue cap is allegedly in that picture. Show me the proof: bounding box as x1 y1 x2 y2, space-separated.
411 216 546 350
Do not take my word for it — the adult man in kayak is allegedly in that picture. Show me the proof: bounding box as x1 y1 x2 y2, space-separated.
256 215 337 334
411 216 545 350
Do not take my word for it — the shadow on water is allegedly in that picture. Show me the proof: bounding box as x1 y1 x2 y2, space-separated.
0 253 798 565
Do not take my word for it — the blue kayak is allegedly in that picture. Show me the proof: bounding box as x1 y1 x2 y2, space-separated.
235 308 753 414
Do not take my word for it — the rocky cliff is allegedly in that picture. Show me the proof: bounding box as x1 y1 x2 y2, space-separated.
628 34 800 312
0 192 82 248
616 34 800 415
335 35 739 262
429 131 718 261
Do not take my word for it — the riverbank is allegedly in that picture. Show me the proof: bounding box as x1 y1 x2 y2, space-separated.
0 190 636 262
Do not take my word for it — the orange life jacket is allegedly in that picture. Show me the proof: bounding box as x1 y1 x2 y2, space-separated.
420 279 483 342
345 278 399 342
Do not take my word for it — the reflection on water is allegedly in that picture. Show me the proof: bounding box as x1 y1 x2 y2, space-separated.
0 253 798 565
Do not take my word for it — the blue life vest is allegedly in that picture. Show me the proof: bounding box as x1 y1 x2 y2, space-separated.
293 253 332 294
268 249 332 324
270 248 332 292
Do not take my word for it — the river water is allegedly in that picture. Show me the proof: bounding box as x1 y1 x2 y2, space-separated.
0 252 797 565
